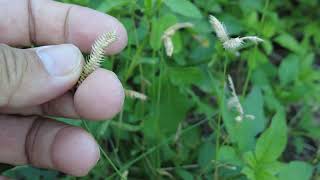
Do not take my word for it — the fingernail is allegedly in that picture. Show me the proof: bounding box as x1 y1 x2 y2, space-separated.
37 44 81 76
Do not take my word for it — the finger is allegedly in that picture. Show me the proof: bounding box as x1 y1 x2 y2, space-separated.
0 44 83 109
75 68 125 120
0 0 127 55
0 115 100 177
0 93 79 119
1 69 125 120
0 176 11 180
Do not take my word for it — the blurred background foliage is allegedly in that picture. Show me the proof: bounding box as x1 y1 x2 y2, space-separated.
2 0 320 179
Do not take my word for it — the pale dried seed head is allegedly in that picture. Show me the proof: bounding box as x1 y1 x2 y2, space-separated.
209 15 229 42
245 114 255 120
163 37 174 57
163 22 194 38
227 75 256 122
209 15 263 51
223 37 244 50
162 22 193 57
78 31 117 85
240 36 264 43
223 36 263 50
235 116 243 122
125 89 148 101
227 75 246 122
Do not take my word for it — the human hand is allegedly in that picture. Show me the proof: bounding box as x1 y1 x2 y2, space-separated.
0 0 127 177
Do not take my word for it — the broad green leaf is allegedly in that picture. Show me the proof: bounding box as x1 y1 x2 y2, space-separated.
242 167 256 180
255 112 288 163
168 67 203 86
234 87 266 152
158 83 191 135
218 146 242 166
96 0 130 12
176 169 194 180
240 0 263 12
278 161 313 180
3 166 58 180
274 34 304 54
243 151 257 168
260 161 285 175
279 54 300 86
197 141 215 168
164 0 202 19
255 170 278 180
242 161 284 180
143 79 192 139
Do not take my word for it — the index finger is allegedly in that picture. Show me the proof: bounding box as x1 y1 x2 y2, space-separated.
0 0 127 54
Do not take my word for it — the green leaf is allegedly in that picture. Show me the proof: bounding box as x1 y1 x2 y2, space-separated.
218 146 242 166
168 67 203 86
274 34 304 54
243 151 258 168
278 54 300 86
242 167 256 180
240 0 263 12
278 161 313 180
164 0 202 19
96 0 130 12
255 112 288 163
197 141 215 168
242 166 278 180
176 169 194 180
234 87 266 152
3 166 58 180
255 170 278 180
143 79 192 139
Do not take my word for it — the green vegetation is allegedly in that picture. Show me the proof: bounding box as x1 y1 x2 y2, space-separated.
2 0 320 179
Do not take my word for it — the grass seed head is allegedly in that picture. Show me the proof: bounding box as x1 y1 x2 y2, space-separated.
78 31 117 85
227 75 255 122
125 89 148 101
163 37 174 57
209 15 229 42
209 15 263 51
162 22 193 57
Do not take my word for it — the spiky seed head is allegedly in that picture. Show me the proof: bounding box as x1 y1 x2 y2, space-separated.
240 36 264 43
245 114 255 120
162 22 193 57
163 37 174 57
223 37 243 50
227 75 245 118
78 31 117 85
163 22 194 37
125 89 148 101
235 116 243 122
209 15 229 42
209 15 263 51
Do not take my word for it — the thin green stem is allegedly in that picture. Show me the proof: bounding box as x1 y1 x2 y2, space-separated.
214 54 228 180
81 120 123 178
242 0 270 96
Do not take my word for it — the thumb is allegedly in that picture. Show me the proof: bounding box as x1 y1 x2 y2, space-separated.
0 44 83 108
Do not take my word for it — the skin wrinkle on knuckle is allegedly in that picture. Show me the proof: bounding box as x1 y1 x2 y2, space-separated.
63 6 73 43
27 0 37 45
0 44 32 108
24 116 40 165
24 118 64 169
